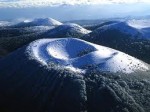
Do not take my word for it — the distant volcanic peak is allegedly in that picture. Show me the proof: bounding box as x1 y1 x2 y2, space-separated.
97 21 139 36
26 38 149 74
56 23 91 34
16 18 63 27
33 18 63 26
46 23 91 36
62 23 91 34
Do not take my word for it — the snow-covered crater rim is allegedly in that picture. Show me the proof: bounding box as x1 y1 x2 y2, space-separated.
26 38 149 74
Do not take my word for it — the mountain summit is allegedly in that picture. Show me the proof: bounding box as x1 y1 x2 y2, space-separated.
14 18 63 27
0 38 148 74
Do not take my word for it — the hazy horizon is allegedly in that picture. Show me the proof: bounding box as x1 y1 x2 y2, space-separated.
0 1 150 21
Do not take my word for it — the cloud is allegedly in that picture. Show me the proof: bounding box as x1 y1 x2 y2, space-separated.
0 0 150 8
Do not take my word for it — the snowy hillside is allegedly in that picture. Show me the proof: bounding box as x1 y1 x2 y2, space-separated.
0 22 91 58
92 20 150 40
127 19 150 39
27 38 149 73
13 18 63 27
96 22 141 38
83 20 150 64
43 23 91 37
32 18 63 26
0 38 150 112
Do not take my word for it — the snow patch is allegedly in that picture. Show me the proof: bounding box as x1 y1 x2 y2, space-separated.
128 19 150 29
0 21 12 26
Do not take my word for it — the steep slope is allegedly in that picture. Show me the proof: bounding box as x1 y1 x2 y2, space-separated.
0 38 150 112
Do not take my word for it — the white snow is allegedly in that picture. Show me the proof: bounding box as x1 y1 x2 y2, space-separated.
27 38 149 74
127 19 150 39
96 21 150 39
54 23 91 34
45 23 91 36
97 22 140 37
0 21 12 26
65 23 91 34
127 19 150 29
18 18 63 26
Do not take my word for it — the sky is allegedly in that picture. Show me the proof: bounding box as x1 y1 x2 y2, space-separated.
0 0 150 21
0 0 150 8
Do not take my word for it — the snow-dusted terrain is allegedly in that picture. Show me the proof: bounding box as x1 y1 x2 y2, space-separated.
127 19 150 29
0 19 92 58
63 23 91 34
93 20 150 40
44 23 91 37
0 37 150 112
27 38 149 74
31 18 63 26
96 22 141 37
22 26 55 33
0 21 11 27
14 18 63 27
83 19 150 65
127 19 150 39
0 18 150 112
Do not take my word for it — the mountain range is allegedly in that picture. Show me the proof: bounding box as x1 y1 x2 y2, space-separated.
0 18 150 112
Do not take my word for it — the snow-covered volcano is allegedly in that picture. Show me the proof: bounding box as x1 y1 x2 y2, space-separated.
0 22 91 58
0 38 150 112
83 20 150 64
31 18 63 26
14 18 63 27
43 23 91 37
96 22 141 38
26 38 149 73
93 21 150 40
